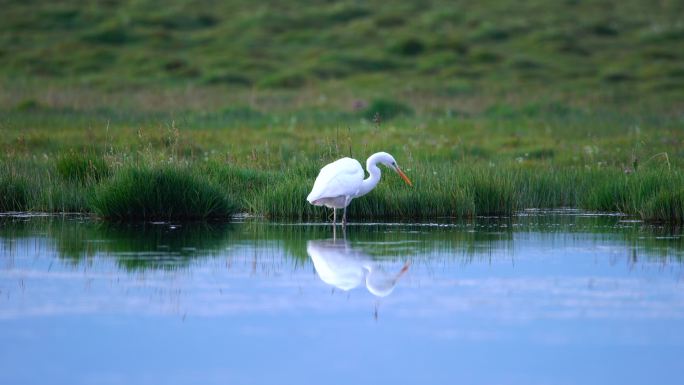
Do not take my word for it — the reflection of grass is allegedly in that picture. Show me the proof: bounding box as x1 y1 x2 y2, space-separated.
0 217 681 273
99 222 233 271
21 218 235 270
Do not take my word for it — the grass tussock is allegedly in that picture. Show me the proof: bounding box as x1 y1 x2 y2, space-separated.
92 165 236 220
640 189 684 224
0 170 30 211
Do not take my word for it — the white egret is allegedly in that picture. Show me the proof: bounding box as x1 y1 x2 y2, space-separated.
306 152 412 226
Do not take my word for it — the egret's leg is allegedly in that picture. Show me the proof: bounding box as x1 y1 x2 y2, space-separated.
342 196 351 227
332 209 337 227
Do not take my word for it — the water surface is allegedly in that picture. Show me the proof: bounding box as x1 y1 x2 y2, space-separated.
1 214 683 385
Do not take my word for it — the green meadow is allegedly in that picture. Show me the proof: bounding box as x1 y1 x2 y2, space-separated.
1 0 683 222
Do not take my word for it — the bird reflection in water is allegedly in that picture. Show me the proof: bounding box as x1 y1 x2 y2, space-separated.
307 239 410 318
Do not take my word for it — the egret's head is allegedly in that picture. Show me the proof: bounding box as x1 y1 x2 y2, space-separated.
377 152 412 186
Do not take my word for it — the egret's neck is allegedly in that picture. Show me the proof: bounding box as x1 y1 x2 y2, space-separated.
357 154 383 197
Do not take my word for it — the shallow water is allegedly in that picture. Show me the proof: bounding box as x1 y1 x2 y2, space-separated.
1 214 683 385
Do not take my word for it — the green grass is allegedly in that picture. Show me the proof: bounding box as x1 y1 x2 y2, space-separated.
244 162 684 223
361 99 414 121
640 189 684 224
91 165 236 220
0 0 683 222
2 0 683 102
0 160 89 213
0 170 30 212
56 150 110 183
1 141 683 222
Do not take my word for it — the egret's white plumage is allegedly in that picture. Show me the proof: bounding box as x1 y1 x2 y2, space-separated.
306 157 364 208
307 152 412 225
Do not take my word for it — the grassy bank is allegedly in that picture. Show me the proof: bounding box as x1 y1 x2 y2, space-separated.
1 0 682 222
1 153 682 223
1 103 682 222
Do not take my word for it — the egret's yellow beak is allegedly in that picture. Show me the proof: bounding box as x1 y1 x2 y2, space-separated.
396 166 412 186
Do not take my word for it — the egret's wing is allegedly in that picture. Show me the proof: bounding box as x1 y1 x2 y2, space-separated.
307 158 364 202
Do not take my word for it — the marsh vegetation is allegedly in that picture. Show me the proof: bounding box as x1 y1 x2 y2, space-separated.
1 0 682 221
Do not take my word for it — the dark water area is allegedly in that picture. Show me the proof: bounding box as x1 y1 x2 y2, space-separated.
1 213 683 385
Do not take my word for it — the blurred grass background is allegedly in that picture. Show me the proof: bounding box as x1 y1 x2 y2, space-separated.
0 0 683 220
2 0 683 96
1 0 682 165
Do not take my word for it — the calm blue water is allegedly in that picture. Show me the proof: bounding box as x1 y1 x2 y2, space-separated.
1 214 683 385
